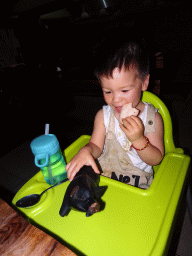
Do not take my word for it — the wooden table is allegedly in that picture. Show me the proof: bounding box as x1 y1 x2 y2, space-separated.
0 198 77 256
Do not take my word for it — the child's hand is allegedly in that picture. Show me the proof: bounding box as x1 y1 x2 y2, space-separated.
65 147 100 181
119 115 145 143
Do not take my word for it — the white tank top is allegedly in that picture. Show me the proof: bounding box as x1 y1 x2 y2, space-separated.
102 102 158 173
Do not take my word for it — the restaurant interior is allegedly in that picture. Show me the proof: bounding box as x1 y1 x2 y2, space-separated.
0 1 191 255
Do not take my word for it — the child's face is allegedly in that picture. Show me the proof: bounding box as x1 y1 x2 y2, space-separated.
100 66 149 118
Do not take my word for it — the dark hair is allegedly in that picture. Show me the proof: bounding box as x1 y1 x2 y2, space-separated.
93 35 149 82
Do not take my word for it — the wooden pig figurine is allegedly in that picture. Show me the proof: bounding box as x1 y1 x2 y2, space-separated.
59 165 107 217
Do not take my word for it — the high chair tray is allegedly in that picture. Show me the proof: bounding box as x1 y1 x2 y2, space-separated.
12 135 190 256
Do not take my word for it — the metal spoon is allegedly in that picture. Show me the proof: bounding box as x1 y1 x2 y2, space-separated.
16 178 69 208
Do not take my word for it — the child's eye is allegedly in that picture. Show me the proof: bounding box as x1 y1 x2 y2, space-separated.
104 91 111 94
122 90 129 93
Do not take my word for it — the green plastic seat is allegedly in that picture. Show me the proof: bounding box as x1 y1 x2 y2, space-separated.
12 91 190 256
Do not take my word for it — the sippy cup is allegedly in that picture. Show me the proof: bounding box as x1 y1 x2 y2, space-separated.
30 134 67 185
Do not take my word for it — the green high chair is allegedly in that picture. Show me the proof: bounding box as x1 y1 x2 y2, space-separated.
12 91 191 256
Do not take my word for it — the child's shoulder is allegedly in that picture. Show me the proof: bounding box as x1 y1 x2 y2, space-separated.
155 111 163 126
95 106 112 131
96 105 111 119
143 101 163 134
146 102 163 124
95 108 103 120
149 109 164 135
92 108 106 135
95 108 106 124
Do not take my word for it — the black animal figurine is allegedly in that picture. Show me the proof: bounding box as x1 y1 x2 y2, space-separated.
59 165 107 217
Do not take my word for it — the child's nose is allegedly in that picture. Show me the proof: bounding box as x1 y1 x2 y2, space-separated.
113 93 121 103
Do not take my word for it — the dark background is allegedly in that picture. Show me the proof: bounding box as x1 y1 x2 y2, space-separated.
0 0 191 157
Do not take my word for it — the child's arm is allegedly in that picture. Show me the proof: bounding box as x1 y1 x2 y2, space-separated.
120 112 164 166
66 109 106 181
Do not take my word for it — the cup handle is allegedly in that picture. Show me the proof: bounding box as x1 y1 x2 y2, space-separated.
35 154 49 168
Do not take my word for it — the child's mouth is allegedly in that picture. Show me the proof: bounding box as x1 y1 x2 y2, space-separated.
115 107 122 113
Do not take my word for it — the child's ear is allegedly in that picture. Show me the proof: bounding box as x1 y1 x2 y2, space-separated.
142 74 150 91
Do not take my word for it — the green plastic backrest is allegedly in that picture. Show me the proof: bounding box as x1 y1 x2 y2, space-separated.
142 91 177 155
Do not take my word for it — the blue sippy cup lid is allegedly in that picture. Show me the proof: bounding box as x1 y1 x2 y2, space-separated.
30 134 60 167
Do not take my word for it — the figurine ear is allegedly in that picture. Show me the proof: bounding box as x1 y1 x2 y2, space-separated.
93 186 107 199
86 201 100 217
59 199 70 217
